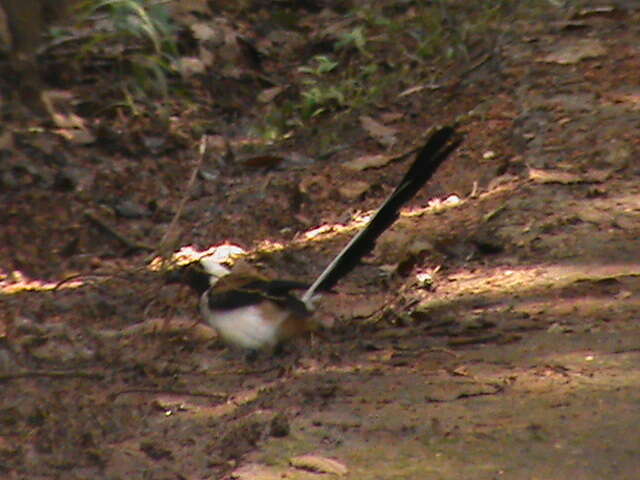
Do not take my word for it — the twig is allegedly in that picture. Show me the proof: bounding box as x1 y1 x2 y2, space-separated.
462 52 492 78
149 136 207 261
53 271 117 291
53 267 151 292
53 272 93 291
85 211 154 252
109 388 228 401
0 370 104 381
390 345 459 357
444 52 493 98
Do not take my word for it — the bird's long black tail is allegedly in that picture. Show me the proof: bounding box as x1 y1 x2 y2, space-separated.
301 125 462 304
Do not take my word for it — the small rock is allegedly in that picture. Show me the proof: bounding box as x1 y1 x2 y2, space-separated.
178 56 206 77
142 136 166 154
53 166 94 192
114 199 150 219
13 316 45 336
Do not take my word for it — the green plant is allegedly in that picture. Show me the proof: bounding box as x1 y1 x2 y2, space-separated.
79 0 178 101
298 55 339 76
335 26 369 55
256 0 525 146
300 85 345 119
297 55 344 118
93 0 175 51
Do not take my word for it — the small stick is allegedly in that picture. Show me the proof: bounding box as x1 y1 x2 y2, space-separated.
85 211 154 252
150 136 207 261
108 388 227 401
0 370 104 381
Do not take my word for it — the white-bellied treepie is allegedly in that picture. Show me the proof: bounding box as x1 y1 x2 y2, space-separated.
169 125 462 355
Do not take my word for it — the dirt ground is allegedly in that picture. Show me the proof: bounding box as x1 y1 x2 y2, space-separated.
1 1 639 479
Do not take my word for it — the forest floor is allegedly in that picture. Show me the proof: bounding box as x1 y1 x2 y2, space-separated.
1 1 639 479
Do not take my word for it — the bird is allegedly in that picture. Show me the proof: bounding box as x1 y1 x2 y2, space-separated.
169 125 462 357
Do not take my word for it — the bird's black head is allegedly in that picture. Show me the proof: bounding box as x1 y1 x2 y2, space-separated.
165 262 211 295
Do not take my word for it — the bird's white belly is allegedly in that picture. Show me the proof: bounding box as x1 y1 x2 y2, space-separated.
200 296 286 350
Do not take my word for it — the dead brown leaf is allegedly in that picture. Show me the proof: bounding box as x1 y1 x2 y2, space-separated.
359 115 397 147
529 168 590 184
379 111 404 123
290 455 348 476
529 167 614 184
257 86 284 103
338 180 370 201
55 128 96 145
342 154 392 171
540 39 606 64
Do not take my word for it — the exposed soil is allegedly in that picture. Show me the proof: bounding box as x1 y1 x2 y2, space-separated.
1 1 639 479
